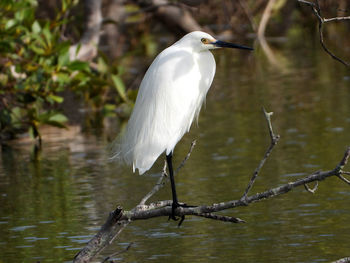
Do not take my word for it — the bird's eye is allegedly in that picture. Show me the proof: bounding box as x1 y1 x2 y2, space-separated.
201 38 208 44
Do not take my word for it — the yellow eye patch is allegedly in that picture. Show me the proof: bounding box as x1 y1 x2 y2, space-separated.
201 38 210 44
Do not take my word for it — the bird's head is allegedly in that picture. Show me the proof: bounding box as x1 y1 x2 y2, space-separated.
178 31 253 52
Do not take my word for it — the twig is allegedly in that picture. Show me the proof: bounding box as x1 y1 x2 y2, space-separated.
175 140 196 174
138 161 168 206
324 16 350 22
337 174 350 185
241 108 280 200
304 181 319 193
298 0 350 67
138 140 196 206
193 213 245 223
102 242 133 263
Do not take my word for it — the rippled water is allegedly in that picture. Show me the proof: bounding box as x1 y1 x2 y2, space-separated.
1 36 350 262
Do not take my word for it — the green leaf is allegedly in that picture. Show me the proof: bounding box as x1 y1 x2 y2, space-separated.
68 60 90 71
97 57 108 74
30 43 45 55
5 19 17 30
54 73 70 84
111 74 128 102
48 113 68 123
42 23 52 46
44 120 67 129
48 94 64 103
58 45 70 68
32 20 41 33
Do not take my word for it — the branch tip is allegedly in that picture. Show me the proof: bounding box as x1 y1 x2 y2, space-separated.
304 181 319 194
337 174 350 185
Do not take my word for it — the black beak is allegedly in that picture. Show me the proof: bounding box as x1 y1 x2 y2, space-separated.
213 40 253 51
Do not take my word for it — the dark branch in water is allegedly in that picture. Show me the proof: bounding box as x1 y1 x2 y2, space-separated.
298 0 350 67
73 110 350 263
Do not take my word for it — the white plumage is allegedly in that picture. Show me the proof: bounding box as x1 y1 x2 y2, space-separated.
112 31 252 176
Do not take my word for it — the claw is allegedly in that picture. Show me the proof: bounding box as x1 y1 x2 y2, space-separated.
168 202 196 224
178 215 185 227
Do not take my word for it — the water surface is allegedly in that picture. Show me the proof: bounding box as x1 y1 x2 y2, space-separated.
1 36 350 262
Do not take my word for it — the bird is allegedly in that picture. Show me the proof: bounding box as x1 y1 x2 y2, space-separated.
112 31 253 218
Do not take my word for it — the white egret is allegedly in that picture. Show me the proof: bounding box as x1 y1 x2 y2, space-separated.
113 31 253 218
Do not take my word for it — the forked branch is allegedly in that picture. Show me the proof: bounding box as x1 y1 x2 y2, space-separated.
298 0 350 67
241 108 280 200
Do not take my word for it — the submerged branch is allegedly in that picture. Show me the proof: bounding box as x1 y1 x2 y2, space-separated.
74 146 350 262
73 105 350 263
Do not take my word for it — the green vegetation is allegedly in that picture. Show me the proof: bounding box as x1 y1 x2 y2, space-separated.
0 0 130 141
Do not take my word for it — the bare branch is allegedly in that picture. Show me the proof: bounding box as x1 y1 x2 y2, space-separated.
122 149 350 222
304 181 319 193
324 16 350 22
241 108 280 200
74 150 350 262
298 0 350 67
138 140 196 206
175 140 196 174
73 112 350 263
138 161 168 206
337 174 350 185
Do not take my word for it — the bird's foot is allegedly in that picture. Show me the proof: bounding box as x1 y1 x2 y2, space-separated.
168 202 196 226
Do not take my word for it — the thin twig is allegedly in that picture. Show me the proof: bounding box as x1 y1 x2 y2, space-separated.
298 0 350 67
324 16 350 22
138 161 167 206
193 212 245 223
304 181 319 193
109 220 130 245
337 174 350 185
175 140 196 174
102 242 133 263
138 140 196 206
241 108 280 200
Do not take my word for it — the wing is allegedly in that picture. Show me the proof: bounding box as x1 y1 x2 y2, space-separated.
116 46 216 174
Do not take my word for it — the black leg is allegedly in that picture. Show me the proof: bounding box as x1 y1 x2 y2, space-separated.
166 153 179 219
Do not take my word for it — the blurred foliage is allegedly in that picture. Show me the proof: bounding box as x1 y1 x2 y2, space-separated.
0 0 131 141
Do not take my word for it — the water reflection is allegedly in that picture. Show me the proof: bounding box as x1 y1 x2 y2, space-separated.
0 35 350 262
